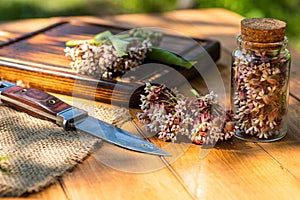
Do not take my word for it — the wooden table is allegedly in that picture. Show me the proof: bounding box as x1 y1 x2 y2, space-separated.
1 8 300 200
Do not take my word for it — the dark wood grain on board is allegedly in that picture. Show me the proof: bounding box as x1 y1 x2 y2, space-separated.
0 20 220 107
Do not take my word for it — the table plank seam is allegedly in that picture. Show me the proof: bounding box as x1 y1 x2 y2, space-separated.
290 92 300 103
160 156 195 200
57 177 71 200
130 120 195 200
255 143 300 183
0 20 67 48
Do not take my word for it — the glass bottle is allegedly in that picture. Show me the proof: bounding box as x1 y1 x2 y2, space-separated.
231 18 291 142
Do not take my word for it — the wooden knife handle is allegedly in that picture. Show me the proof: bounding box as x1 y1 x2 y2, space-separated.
1 85 72 121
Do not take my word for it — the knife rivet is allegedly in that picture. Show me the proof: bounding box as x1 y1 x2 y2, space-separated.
21 89 27 92
48 99 56 105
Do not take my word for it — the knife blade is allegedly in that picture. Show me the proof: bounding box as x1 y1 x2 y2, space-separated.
0 81 170 156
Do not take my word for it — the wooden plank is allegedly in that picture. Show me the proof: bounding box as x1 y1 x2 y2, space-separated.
75 8 241 53
288 48 300 100
27 180 67 200
54 112 193 199
256 97 300 179
168 139 300 199
61 143 193 200
0 18 63 46
0 31 19 46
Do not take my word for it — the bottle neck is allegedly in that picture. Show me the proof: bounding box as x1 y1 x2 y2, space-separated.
237 34 288 56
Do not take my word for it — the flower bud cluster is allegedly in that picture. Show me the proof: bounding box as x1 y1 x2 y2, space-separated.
137 83 235 144
129 28 162 46
64 39 152 79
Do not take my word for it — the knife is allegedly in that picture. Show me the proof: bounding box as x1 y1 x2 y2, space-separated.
0 81 170 156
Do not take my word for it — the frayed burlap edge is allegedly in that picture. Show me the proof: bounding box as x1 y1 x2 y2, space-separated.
0 104 130 197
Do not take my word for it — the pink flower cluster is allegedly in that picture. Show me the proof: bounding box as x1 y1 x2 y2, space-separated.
137 83 235 144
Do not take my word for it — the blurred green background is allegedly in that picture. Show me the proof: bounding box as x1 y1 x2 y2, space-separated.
0 0 299 50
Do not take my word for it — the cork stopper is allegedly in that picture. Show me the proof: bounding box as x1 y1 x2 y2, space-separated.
241 18 286 43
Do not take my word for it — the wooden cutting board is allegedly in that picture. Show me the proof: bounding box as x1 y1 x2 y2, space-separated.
0 19 220 107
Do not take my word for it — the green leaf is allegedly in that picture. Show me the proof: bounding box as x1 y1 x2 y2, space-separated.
108 35 130 57
0 155 10 173
190 89 200 97
116 33 130 39
0 155 10 161
65 39 96 47
146 47 196 69
121 36 143 42
65 30 115 47
91 30 131 56
94 30 113 41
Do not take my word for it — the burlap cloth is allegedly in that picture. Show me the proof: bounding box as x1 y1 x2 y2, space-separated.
0 103 130 197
